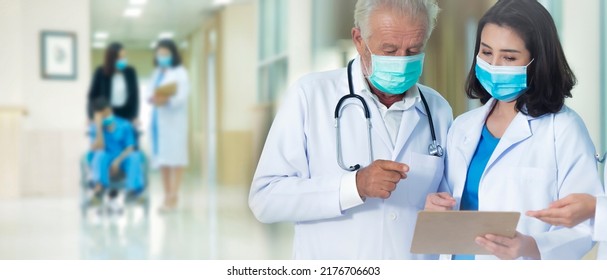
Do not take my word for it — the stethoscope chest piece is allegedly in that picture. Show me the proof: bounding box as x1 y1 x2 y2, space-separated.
428 140 444 157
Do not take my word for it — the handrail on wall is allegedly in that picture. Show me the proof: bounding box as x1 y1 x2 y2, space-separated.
0 106 28 116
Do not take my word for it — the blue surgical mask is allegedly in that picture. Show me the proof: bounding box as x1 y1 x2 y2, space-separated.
115 58 128 71
365 44 425 95
103 115 115 127
157 55 172 68
475 55 533 102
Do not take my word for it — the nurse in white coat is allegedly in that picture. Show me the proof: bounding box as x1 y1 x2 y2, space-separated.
147 39 189 211
426 0 602 260
250 0 452 259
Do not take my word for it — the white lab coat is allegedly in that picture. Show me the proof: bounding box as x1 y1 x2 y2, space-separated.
249 57 453 259
146 66 189 167
442 99 603 260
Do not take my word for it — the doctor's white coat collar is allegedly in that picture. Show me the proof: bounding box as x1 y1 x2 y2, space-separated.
351 56 427 115
455 98 539 169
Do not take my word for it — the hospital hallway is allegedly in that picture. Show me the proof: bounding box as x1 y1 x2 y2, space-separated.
2 0 607 262
0 173 293 259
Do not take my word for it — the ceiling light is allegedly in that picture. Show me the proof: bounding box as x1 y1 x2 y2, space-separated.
129 0 147 5
158 32 174 39
124 7 142 18
214 0 232 6
93 31 109 40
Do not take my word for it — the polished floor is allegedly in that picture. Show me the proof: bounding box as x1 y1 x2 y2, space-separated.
0 173 293 259
0 173 600 259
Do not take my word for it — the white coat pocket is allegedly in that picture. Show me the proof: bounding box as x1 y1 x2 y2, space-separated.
515 167 557 210
404 152 444 207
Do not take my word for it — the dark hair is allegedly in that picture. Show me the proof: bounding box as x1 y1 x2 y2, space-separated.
465 0 576 117
103 42 123 76
154 39 182 67
91 96 110 113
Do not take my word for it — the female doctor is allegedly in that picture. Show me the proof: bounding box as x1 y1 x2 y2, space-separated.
147 39 190 211
425 0 603 260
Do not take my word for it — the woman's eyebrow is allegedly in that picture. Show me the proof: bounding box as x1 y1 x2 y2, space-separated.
500 49 521 53
481 42 521 53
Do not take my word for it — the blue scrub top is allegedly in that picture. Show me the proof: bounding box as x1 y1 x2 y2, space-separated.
453 124 500 260
90 116 136 159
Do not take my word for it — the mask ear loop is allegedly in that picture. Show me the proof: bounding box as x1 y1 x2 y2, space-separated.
524 58 535 94
525 58 535 67
361 41 375 77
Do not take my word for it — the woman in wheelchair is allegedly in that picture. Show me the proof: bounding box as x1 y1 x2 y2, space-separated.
88 97 144 198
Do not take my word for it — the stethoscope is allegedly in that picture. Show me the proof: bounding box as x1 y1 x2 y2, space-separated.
335 59 443 172
596 153 607 163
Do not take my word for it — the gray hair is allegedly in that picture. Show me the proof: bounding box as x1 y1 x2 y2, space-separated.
354 0 440 41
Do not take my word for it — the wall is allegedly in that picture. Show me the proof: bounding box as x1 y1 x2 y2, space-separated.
216 2 257 186
0 0 91 197
425 0 495 117
0 0 25 198
561 0 602 148
0 0 24 106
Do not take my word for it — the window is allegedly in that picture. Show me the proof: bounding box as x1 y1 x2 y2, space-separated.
601 0 607 158
258 0 288 105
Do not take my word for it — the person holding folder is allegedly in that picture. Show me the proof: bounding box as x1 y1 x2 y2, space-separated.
146 39 190 212
425 0 603 260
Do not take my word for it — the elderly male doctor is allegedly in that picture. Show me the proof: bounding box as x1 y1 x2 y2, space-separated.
249 0 452 259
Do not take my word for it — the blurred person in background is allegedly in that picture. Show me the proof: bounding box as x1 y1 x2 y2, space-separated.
88 97 145 200
88 42 140 123
146 39 190 212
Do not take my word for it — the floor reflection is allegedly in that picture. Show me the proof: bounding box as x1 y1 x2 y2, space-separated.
0 173 293 259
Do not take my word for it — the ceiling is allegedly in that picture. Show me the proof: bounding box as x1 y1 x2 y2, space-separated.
90 0 236 50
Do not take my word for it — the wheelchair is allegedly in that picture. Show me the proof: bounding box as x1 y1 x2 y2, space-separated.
79 150 151 219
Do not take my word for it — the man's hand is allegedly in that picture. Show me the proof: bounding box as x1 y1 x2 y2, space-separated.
150 96 168 106
110 159 121 177
355 160 409 199
526 194 597 228
425 192 456 211
475 231 540 260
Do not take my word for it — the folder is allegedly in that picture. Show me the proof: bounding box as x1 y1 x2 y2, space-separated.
410 211 521 255
154 82 177 97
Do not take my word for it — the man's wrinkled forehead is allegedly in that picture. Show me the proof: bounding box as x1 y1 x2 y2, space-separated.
366 8 428 47
367 7 428 33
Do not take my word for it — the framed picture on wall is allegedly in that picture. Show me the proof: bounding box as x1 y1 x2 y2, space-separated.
40 31 77 80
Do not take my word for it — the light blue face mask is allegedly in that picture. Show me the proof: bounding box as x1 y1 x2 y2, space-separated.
115 58 128 71
157 55 172 68
475 55 533 102
365 44 425 95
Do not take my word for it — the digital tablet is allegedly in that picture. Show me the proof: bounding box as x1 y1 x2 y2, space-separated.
410 211 521 255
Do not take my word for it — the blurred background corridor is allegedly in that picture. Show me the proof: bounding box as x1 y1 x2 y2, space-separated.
0 0 606 259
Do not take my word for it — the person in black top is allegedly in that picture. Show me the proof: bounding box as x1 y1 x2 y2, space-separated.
88 42 139 122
